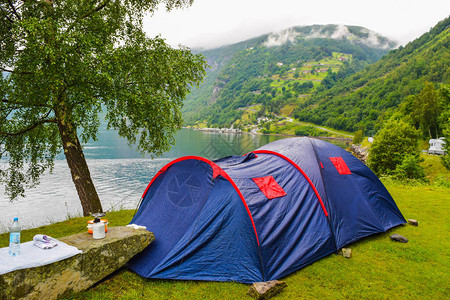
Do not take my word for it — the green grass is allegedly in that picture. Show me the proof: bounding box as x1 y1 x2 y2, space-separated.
420 154 450 185
290 120 353 137
1 183 448 299
265 119 352 138
279 104 297 117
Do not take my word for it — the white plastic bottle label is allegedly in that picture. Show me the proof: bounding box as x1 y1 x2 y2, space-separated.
10 232 20 244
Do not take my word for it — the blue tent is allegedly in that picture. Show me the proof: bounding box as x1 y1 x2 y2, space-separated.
128 137 405 283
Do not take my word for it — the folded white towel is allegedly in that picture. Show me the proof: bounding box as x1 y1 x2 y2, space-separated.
126 224 147 230
33 234 53 243
34 241 58 249
33 234 58 249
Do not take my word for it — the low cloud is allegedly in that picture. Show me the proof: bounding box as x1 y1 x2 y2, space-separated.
263 24 396 49
331 24 351 39
264 29 299 47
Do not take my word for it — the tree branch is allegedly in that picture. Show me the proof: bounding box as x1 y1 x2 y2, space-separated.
7 0 21 21
0 6 15 23
86 0 111 16
0 106 19 112
0 117 56 137
65 0 111 33
2 98 52 108
0 145 8 157
0 67 34 75
124 72 131 85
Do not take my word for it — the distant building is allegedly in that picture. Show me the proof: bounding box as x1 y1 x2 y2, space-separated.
257 117 270 124
428 137 446 155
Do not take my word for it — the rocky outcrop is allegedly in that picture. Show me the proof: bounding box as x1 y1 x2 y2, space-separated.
0 226 154 299
350 144 369 163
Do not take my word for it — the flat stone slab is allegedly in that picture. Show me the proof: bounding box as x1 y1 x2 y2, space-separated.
390 233 408 243
407 219 419 226
0 226 154 299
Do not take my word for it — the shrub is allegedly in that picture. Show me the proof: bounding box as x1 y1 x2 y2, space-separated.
441 155 450 170
394 155 426 180
368 119 421 175
353 130 364 144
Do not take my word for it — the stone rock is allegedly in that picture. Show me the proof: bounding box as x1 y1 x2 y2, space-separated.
0 226 154 300
350 145 368 163
248 280 287 299
341 248 352 258
390 234 408 243
408 219 419 226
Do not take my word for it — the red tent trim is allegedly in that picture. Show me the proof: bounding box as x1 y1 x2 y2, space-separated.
141 156 261 246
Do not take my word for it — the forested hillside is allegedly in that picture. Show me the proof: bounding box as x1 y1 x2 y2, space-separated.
294 17 450 135
182 25 396 127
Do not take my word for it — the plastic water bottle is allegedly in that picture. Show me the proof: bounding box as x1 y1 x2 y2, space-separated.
9 217 21 256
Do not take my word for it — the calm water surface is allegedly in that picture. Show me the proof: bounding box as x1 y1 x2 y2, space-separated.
0 127 348 231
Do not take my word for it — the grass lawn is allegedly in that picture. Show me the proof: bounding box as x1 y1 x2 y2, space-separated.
1 183 448 299
268 119 353 138
420 154 450 186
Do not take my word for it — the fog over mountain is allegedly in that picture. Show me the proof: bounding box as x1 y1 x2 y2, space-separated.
143 0 449 49
263 25 397 49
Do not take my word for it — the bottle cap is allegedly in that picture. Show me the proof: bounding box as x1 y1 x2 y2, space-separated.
14 217 18 221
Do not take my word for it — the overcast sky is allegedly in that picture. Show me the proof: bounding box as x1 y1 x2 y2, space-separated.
143 0 449 49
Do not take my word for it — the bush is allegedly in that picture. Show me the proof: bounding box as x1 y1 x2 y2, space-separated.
433 174 450 188
441 155 450 170
394 155 426 180
353 130 364 144
295 129 310 136
368 119 421 175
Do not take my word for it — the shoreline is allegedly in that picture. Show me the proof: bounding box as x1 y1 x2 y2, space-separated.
184 126 353 141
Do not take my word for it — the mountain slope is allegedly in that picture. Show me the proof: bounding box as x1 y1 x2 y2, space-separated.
293 17 450 135
182 25 397 127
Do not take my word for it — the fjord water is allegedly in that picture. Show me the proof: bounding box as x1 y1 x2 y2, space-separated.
0 127 348 231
